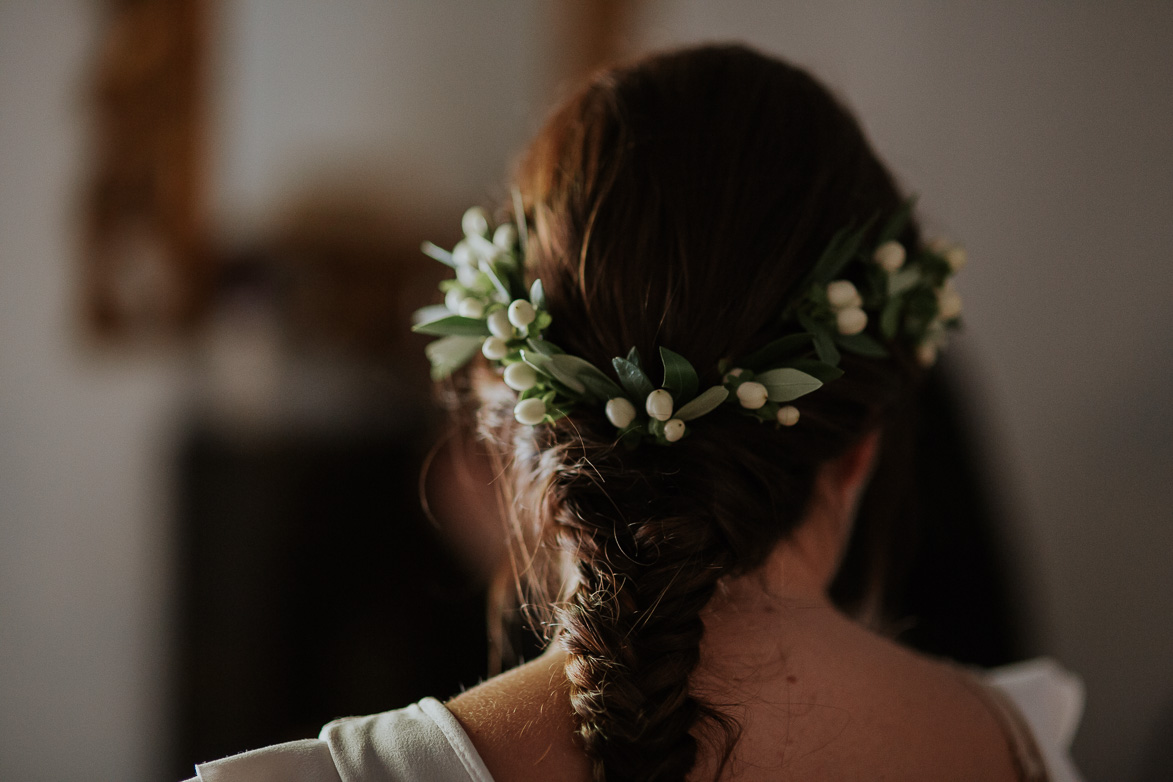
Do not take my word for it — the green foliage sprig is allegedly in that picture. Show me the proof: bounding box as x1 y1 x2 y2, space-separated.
412 200 964 446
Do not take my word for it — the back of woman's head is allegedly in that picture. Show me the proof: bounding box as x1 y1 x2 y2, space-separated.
475 44 924 782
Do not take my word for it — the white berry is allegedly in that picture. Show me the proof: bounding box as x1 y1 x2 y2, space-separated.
664 419 686 442
873 241 906 272
456 262 480 288
452 240 475 267
736 381 768 409
513 397 546 426
836 307 868 335
492 223 517 249
458 298 485 319
605 398 637 428
646 389 674 421
508 299 536 328
937 284 962 320
445 288 465 312
503 362 537 391
944 246 967 272
487 309 513 339
827 280 862 309
462 206 490 238
776 406 800 426
482 337 509 360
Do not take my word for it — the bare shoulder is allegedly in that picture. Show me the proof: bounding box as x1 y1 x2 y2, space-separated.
445 650 590 782
697 610 1022 781
789 620 1023 780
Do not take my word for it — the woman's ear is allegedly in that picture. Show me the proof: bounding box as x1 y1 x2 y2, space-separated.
814 429 882 536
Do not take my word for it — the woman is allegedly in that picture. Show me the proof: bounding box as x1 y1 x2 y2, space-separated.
188 44 1082 782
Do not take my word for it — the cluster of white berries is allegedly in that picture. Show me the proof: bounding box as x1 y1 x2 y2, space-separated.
603 388 693 442
725 368 800 426
922 240 966 366
483 299 537 360
826 279 867 335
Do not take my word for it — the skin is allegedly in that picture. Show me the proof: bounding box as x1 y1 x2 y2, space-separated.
446 434 1021 781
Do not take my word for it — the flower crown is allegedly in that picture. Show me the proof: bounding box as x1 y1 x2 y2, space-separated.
412 196 964 446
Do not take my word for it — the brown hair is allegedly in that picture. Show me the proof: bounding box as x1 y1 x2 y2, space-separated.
468 44 924 782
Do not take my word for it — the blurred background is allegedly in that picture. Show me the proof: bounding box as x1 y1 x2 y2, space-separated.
1 1 1171 780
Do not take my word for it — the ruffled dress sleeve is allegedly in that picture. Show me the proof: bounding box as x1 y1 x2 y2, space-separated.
983 658 1086 782
182 697 494 782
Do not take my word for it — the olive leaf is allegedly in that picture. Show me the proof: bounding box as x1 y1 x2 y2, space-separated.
675 386 729 421
660 347 699 401
526 338 564 356
613 356 654 400
887 267 921 297
880 298 904 340
529 279 546 310
480 261 512 301
412 315 491 337
520 350 585 394
786 359 844 383
425 335 482 380
420 241 457 268
836 332 890 358
755 368 823 402
798 312 840 366
412 305 451 326
549 354 623 401
738 333 814 370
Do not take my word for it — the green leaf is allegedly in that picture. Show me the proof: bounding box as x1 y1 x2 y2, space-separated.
626 346 644 371
612 356 654 400
420 241 456 268
798 312 840 366
887 267 921 297
519 350 560 386
880 298 903 340
529 279 546 310
412 305 451 326
807 225 852 285
526 338 564 356
425 335 482 379
481 262 512 301
756 368 824 402
675 386 729 421
549 354 623 400
659 347 699 401
810 217 878 284
786 359 844 383
739 333 815 370
412 315 491 337
836 332 890 358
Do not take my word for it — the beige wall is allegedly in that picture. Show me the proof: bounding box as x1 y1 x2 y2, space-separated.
1 1 1169 779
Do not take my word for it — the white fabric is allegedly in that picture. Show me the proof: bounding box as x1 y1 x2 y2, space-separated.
985 658 1086 782
187 698 491 782
184 659 1084 782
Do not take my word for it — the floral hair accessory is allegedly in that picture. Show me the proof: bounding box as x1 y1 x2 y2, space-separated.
412 198 962 446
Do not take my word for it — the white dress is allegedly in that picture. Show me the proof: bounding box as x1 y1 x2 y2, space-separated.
184 658 1084 782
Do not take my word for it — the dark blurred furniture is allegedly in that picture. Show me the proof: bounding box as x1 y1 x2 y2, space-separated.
171 418 488 778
